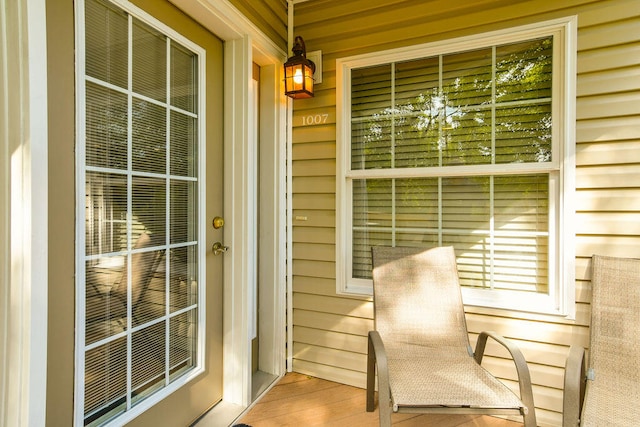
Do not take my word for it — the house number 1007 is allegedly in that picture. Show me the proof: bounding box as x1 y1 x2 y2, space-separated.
302 114 329 126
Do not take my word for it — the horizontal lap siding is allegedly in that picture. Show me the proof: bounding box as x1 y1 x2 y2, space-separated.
228 0 287 50
290 1 640 426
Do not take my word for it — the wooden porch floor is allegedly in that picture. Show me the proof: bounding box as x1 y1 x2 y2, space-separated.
236 372 524 427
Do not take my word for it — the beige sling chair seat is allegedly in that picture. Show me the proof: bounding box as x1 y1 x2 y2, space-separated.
85 231 164 334
563 255 640 427
366 246 537 427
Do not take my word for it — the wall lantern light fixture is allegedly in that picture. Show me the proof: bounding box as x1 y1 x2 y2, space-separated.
284 36 315 99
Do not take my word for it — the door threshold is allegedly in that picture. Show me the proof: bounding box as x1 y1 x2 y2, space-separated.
252 370 278 401
191 400 245 427
192 372 283 427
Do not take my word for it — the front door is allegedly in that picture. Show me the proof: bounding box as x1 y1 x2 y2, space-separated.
76 0 224 425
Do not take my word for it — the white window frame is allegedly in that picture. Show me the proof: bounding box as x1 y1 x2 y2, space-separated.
336 17 577 317
74 0 207 425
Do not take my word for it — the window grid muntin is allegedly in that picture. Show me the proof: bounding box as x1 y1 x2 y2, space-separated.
350 61 553 169
351 173 549 289
347 35 555 297
78 0 202 424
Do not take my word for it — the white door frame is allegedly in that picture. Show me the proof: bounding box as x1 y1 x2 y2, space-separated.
1 0 49 425
168 0 288 409
8 1 284 424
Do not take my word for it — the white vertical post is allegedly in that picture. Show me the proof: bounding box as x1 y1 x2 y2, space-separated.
223 35 252 407
0 0 48 425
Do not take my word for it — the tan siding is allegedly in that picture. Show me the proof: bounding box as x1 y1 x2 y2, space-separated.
293 176 335 193
577 67 640 97
227 0 287 50
576 188 640 210
579 20 640 50
292 193 334 210
481 356 564 391
577 43 640 73
293 227 335 244
576 140 640 165
292 107 337 127
290 1 640 425
576 164 640 188
292 209 335 227
577 91 640 119
294 293 373 318
470 334 573 368
291 141 335 161
576 235 640 258
293 342 366 372
293 124 336 144
294 359 365 388
576 116 640 142
294 309 373 336
293 242 335 261
292 159 335 176
465 314 589 347
294 325 368 353
576 212 640 235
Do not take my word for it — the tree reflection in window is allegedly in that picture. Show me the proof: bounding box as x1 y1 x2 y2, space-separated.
349 36 553 294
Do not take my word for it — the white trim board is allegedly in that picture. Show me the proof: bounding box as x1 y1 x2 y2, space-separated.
1 0 49 425
169 0 289 414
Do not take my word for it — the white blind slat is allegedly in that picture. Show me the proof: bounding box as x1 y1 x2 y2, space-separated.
170 42 198 113
85 0 128 89
132 98 166 174
82 0 200 423
351 173 549 292
170 111 198 177
86 83 129 170
132 20 166 102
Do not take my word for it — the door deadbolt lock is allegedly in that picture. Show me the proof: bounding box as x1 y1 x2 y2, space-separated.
212 242 229 255
212 216 224 229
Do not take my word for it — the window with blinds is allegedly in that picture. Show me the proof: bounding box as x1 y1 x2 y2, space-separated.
337 20 576 315
78 0 203 425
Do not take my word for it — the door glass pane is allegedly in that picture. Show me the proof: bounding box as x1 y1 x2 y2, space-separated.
169 310 197 381
170 180 197 243
170 245 198 312
132 20 166 101
131 322 166 404
82 0 200 424
85 0 128 89
171 42 198 113
170 111 198 177
86 83 128 170
85 172 128 256
131 176 166 244
84 338 127 425
132 98 166 174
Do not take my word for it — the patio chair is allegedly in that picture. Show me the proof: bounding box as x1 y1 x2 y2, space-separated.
366 246 537 427
86 231 164 337
563 255 640 427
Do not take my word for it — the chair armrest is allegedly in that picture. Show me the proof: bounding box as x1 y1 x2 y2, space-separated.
475 331 537 427
563 345 586 427
367 331 390 412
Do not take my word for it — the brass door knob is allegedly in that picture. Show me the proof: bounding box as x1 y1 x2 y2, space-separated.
212 242 229 255
212 216 225 229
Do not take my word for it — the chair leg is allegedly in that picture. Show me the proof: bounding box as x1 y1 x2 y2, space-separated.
367 331 392 427
377 380 391 427
366 334 376 412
